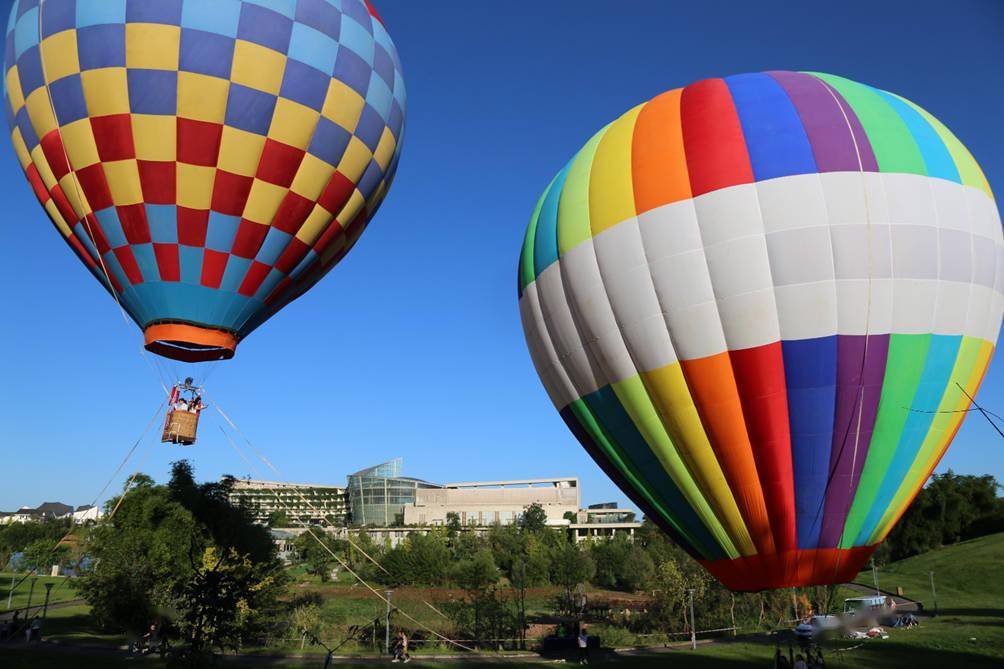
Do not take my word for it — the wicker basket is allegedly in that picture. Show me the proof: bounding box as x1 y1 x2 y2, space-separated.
162 410 199 445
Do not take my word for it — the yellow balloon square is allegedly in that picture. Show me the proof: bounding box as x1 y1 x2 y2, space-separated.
336 136 372 183
373 126 396 171
10 127 31 169
102 159 143 206
40 30 81 82
125 23 181 71
29 144 58 189
131 114 177 162
58 173 91 218
290 153 336 201
335 188 365 226
218 126 266 177
176 163 215 209
81 68 130 117
231 40 286 96
177 71 229 124
295 204 334 246
58 118 101 169
25 88 58 137
268 97 319 150
321 79 365 133
6 67 25 114
242 178 286 224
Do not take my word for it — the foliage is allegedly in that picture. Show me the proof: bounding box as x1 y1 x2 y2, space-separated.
518 502 548 533
589 533 654 592
289 602 322 649
77 461 287 665
0 518 70 569
266 510 293 527
875 471 1004 563
380 530 451 586
19 538 72 573
550 541 595 607
292 531 344 582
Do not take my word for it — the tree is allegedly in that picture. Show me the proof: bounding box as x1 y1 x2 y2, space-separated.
450 549 500 647
0 518 70 570
266 510 293 528
551 543 594 611
293 531 342 582
77 462 287 664
875 472 1004 563
591 535 655 592
445 512 462 539
518 503 548 534
648 558 687 632
563 511 578 523
290 602 322 650
19 539 71 573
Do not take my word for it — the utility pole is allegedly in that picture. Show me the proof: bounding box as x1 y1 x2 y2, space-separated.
42 583 54 619
929 571 938 617
385 590 393 655
688 588 696 650
871 559 880 596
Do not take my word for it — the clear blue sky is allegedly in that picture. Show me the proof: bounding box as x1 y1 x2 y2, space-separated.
2 0 1002 511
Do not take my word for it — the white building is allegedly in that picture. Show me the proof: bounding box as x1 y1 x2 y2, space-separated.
402 477 580 527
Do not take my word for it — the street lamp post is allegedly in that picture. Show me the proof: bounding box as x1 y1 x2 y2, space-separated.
688 588 696 651
929 571 939 617
42 583 54 619
26 576 37 616
385 590 393 655
6 572 14 610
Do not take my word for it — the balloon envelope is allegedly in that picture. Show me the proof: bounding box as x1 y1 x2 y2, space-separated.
4 0 405 361
518 71 1002 590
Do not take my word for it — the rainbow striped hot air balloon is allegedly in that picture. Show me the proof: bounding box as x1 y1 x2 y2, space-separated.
4 0 405 361
518 71 1002 591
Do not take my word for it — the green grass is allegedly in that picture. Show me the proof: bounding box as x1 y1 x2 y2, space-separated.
0 572 79 612
3 535 1001 668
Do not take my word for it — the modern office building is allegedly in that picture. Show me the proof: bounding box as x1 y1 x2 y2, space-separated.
402 477 580 527
228 478 349 525
568 503 640 543
232 460 640 542
346 459 443 526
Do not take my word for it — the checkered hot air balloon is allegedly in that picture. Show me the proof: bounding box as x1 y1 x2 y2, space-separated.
518 72 1002 591
4 0 405 361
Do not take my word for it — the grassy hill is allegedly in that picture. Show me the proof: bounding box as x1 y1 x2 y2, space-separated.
862 532 1004 614
842 532 1004 667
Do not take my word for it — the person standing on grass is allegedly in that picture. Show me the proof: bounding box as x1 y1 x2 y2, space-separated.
577 626 589 664
26 615 41 643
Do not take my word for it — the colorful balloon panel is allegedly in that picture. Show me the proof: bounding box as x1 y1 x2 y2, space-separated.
518 71 1002 590
4 0 405 361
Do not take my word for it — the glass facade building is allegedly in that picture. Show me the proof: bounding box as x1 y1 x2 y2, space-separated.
346 459 442 526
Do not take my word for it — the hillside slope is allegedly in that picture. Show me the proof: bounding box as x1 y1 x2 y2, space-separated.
866 532 1004 612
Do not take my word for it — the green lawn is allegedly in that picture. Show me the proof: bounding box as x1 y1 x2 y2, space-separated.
0 572 79 612
3 534 1002 668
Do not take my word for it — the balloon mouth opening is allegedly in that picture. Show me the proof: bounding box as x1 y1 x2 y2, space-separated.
144 323 237 363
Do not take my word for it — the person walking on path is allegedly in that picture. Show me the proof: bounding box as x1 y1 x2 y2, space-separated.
391 630 410 663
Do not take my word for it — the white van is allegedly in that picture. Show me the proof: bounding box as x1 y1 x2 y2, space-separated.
844 595 893 616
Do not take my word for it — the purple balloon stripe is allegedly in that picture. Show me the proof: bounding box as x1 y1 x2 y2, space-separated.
817 334 890 547
767 71 878 173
